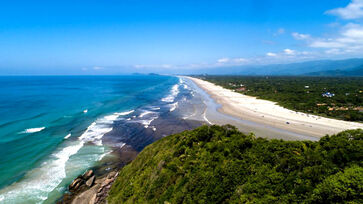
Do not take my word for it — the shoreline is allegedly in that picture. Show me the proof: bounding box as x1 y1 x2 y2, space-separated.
55 75 361 203
58 145 138 204
56 77 205 203
187 76 363 140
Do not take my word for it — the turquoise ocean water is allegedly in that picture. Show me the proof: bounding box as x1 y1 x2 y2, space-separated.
0 75 180 203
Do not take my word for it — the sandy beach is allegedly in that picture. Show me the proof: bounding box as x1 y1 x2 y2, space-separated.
187 76 363 139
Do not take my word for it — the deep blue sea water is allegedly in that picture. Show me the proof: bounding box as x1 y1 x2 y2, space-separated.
0 75 183 203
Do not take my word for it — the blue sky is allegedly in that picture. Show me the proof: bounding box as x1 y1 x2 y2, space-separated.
0 0 363 74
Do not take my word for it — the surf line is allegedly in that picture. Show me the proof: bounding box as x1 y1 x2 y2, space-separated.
203 108 213 125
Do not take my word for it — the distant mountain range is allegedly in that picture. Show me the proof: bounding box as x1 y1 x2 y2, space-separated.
304 65 363 76
183 58 363 76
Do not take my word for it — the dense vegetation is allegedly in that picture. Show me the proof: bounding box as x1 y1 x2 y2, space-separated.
201 76 363 122
108 125 363 203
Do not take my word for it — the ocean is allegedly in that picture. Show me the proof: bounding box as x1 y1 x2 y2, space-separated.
0 75 204 203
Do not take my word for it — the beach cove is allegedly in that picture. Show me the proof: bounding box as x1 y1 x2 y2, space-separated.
187 76 363 140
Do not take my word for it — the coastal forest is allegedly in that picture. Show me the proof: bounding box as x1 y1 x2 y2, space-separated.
108 125 363 203
200 76 363 122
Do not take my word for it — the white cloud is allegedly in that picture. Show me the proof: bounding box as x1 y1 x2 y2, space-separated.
288 1 363 57
133 64 175 69
301 51 311 55
266 52 277 57
343 24 363 38
215 57 249 65
93 66 104 70
309 23 363 53
326 0 363 19
217 58 230 63
309 40 345 48
283 49 296 55
161 64 173 68
325 48 342 54
265 49 314 60
131 52 316 70
233 58 248 63
292 32 311 40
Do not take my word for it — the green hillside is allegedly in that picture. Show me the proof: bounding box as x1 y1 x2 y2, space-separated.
108 125 363 203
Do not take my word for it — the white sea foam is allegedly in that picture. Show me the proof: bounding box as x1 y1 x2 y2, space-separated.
161 84 179 103
78 122 112 146
79 110 133 146
0 110 133 202
179 77 191 90
64 134 71 139
0 140 84 203
139 110 154 118
98 148 113 161
139 117 158 128
136 112 158 128
20 127 45 134
135 109 159 128
149 106 161 110
119 110 134 115
203 110 213 125
104 110 134 121
169 102 178 112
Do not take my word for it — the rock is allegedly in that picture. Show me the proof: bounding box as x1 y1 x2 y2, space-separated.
82 170 94 180
97 192 103 197
69 178 83 191
101 178 114 188
89 193 97 204
95 177 105 184
74 182 82 191
71 184 99 204
97 187 103 193
107 171 117 179
86 175 95 187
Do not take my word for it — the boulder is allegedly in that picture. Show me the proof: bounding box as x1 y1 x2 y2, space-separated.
69 178 83 191
107 171 117 179
82 170 94 180
101 178 114 188
86 175 95 187
71 184 99 204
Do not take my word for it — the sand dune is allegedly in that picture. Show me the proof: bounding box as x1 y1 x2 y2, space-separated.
188 77 363 139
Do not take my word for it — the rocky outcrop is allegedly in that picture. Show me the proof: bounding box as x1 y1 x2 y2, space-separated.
58 145 139 204
67 170 94 194
92 172 119 204
59 170 118 204
86 175 95 187
83 170 94 180
68 170 94 193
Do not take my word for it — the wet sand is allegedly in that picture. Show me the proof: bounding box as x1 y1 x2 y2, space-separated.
186 76 363 141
